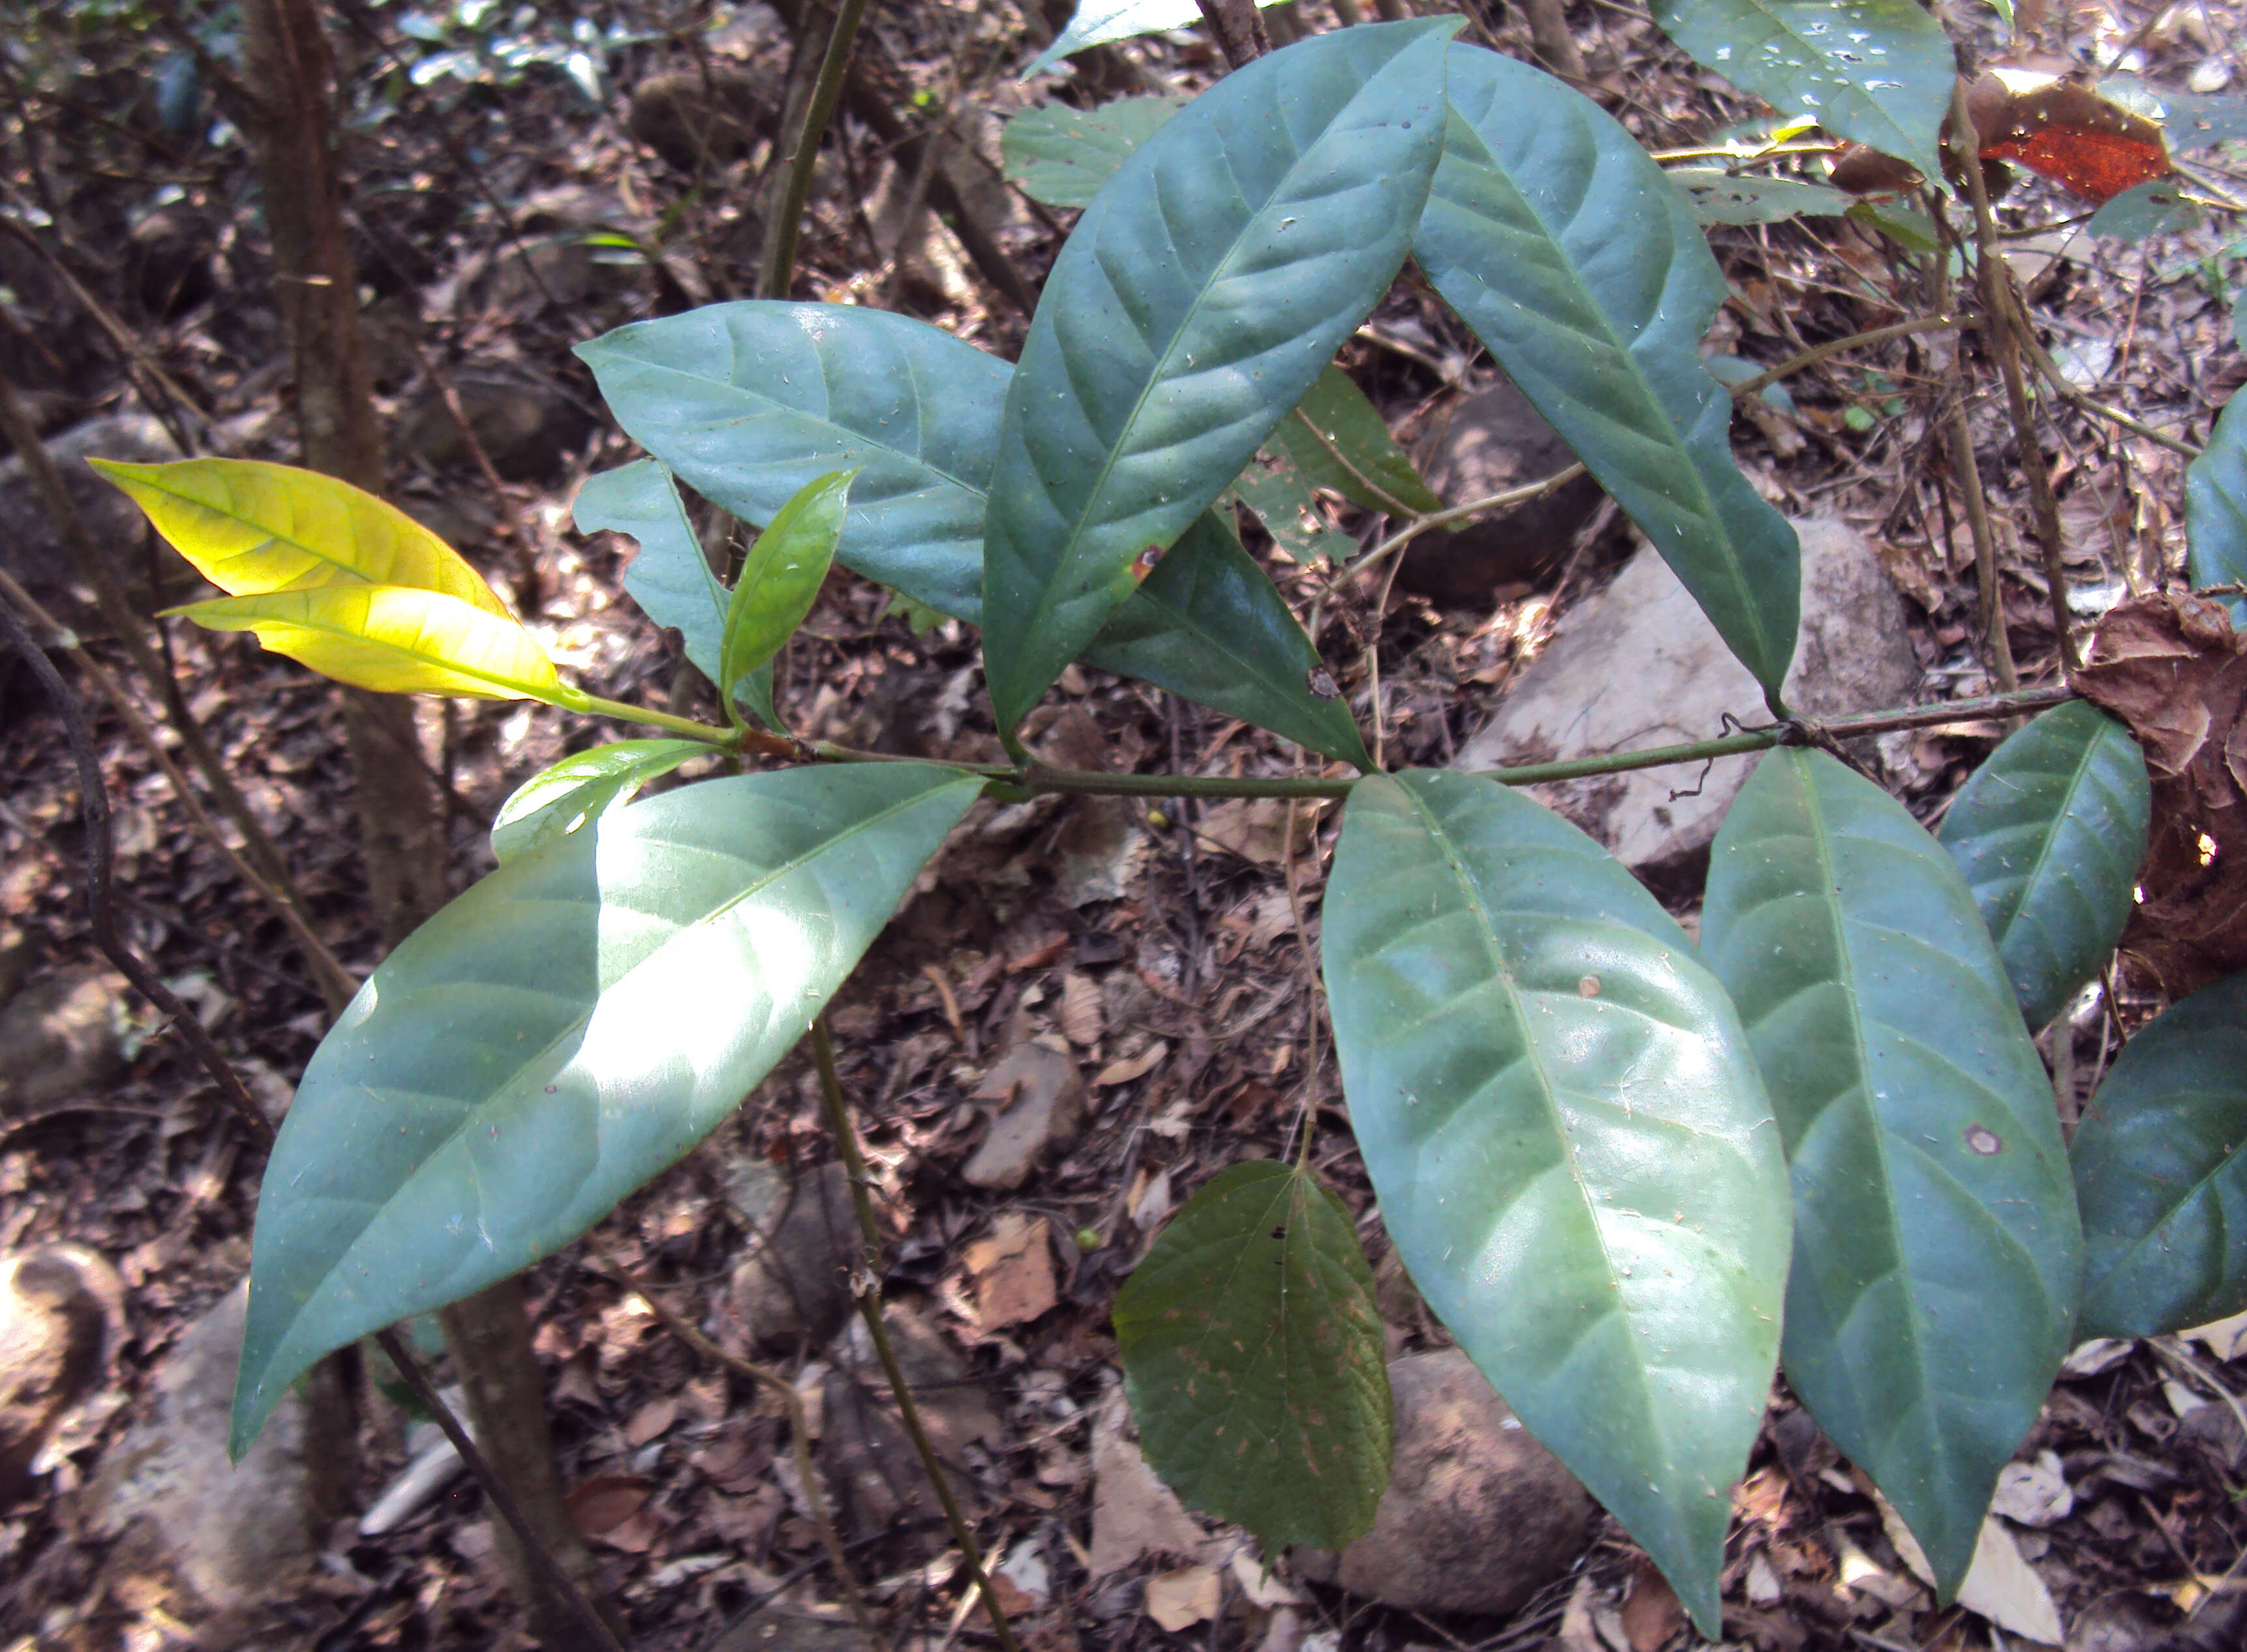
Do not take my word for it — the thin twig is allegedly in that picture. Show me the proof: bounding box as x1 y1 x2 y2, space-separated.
1332 465 1588 589
808 1020 1021 1652
759 0 872 299
1726 314 1974 403
590 1259 876 1647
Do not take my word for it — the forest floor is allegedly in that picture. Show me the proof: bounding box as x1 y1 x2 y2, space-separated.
2 1 2246 1649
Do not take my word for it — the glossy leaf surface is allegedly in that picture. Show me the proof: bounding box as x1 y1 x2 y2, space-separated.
1000 93 1187 208
574 459 728 682
1701 749 2081 1594
579 301 1363 762
1415 46 1800 700
232 763 985 1455
91 457 512 615
719 470 851 705
1269 365 1444 519
1024 0 1287 75
1651 0 1956 185
2073 974 2247 1336
1670 167 1852 224
1114 1159 1391 1555
170 586 569 703
1322 769 1790 1634
490 739 708 864
2187 391 2247 617
981 20 1456 735
1938 701 2150 1027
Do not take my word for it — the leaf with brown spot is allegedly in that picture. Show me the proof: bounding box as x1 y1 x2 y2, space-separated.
2076 594 2247 997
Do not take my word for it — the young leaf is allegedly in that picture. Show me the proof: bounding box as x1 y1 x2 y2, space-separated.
1114 1159 1392 1555
1670 168 1852 225
90 457 513 617
1650 0 1956 187
491 739 709 863
1268 365 1444 519
1000 93 1188 209
718 470 852 711
2073 973 2247 1337
573 459 729 683
1937 701 2151 1028
1227 451 1356 565
2186 391 2247 618
1700 749 2082 1596
578 301 1366 764
230 762 986 1457
1414 45 1801 703
1321 769 1791 1636
1025 0 1288 75
980 19 1458 737
1086 512 1372 770
168 585 572 704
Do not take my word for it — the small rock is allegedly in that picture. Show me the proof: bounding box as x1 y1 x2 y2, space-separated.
1403 376 1609 605
88 1281 346 1619
628 69 769 172
726 1160 858 1356
0 412 198 622
1454 518 1921 881
0 962 130 1116
1302 1350 1595 1617
0 1245 120 1500
397 369 594 482
961 1043 1086 1191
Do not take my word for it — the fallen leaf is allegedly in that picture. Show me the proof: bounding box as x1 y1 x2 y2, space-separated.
1057 971 1105 1047
962 1213 1056 1332
1197 797 1322 866
1619 1554 1685 1652
1130 1167 1173 1230
1958 1517 2066 1645
565 1474 652 1538
2187 1310 2247 1362
1991 1450 2073 1527
2062 1338 2136 1377
1093 1039 1168 1088
1230 1548 1307 1608
623 1394 679 1447
1145 1564 1223 1632
963 1043 1086 1191
1088 1395 1212 1577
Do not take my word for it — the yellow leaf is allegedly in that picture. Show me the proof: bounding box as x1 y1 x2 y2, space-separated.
89 457 512 617
170 585 575 703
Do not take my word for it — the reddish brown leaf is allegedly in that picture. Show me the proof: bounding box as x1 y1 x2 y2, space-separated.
1972 71 2171 204
564 1473 653 1538
1621 1553 1687 1652
2075 594 2247 997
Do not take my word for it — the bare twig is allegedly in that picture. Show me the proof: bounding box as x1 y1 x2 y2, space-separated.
1194 0 1271 67
808 1020 1021 1652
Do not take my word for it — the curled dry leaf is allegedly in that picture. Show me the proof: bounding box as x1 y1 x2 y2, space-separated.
2075 594 2247 996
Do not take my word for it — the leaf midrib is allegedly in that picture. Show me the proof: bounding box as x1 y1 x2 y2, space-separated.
1997 716 2111 953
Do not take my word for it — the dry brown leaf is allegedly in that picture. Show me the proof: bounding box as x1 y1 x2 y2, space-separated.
1057 971 1105 1047
622 1393 679 1447
1619 1555 1684 1651
1197 797 1322 866
564 1473 652 1538
962 1212 1056 1331
1093 1039 1168 1088
1144 1564 1223 1632
2077 594 2247 996
1088 1396 1212 1577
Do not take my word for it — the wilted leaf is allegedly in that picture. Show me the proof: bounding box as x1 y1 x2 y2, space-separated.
91 456 512 615
1114 1159 1392 1558
491 740 709 863
1000 93 1187 208
2075 594 2247 996
2073 973 2247 1337
1973 70 2172 204
169 585 571 703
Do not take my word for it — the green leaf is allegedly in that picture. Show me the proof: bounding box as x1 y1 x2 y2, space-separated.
2073 974 2247 1338
230 763 985 1457
1937 701 2151 1028
1226 451 1356 565
577 302 1362 761
490 739 709 863
1846 198 1940 252
1650 0 1957 187
169 585 570 703
1114 1159 1392 1555
1700 748 2081 1595
1084 512 1371 769
1000 93 1188 209
2087 178 2202 241
1321 769 1790 1635
573 459 728 684
720 470 851 709
981 20 1458 737
1024 0 1289 75
1414 45 1801 703
1268 365 1444 519
2099 76 2247 154
1669 167 1852 224
91 456 514 617
2187 391 2247 617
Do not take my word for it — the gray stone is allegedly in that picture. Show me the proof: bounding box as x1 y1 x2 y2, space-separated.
1301 1350 1595 1618
0 962 130 1115
1454 518 1922 880
726 1160 858 1356
0 1245 119 1500
0 411 200 622
88 1281 344 1616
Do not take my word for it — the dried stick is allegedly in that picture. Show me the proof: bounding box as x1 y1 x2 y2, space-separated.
808 1020 1022 1652
1195 0 1270 66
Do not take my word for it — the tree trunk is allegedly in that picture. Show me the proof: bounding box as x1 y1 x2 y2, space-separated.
234 3 609 1644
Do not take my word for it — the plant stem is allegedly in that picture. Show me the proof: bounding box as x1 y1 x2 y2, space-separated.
1724 314 1972 404
759 0 871 299
566 690 767 750
808 1020 1021 1652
